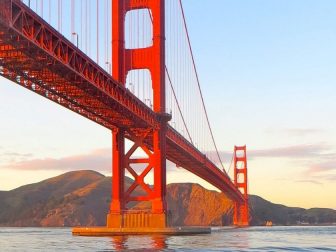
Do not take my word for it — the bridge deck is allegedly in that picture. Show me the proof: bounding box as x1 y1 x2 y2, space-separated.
0 0 244 203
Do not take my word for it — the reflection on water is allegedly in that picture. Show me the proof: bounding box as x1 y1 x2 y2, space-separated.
110 236 127 251
151 235 167 250
0 226 335 251
109 235 168 251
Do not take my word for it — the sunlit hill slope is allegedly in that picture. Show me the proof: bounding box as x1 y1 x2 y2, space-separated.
0 170 335 226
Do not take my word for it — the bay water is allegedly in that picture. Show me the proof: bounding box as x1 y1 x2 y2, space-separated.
0 226 335 251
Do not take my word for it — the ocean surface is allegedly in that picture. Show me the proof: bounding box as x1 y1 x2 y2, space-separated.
0 226 335 251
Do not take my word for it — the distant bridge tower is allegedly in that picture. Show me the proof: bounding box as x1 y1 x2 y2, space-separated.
233 145 249 226
107 0 170 228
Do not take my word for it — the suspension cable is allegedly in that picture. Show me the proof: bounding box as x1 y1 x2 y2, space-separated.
178 0 227 174
146 8 193 144
166 66 193 144
227 152 234 177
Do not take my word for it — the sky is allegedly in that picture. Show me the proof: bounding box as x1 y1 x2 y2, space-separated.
1 0 336 209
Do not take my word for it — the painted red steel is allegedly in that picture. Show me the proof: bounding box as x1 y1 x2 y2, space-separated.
110 0 168 217
0 0 247 223
233 146 249 226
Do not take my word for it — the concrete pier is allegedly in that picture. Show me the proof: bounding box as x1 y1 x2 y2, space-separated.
72 226 211 236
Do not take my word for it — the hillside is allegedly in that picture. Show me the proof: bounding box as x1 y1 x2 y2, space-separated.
249 195 336 225
0 170 335 226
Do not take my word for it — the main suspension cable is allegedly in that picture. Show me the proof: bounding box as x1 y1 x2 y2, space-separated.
146 8 193 144
178 0 227 174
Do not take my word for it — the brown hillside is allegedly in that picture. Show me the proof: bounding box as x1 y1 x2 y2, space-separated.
167 183 232 226
0 170 335 226
0 170 104 226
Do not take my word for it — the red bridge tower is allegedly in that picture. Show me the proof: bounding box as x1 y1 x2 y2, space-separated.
107 0 170 228
233 145 249 226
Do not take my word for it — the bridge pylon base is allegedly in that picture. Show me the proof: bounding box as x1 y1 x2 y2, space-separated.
107 211 166 229
72 226 211 236
233 201 249 227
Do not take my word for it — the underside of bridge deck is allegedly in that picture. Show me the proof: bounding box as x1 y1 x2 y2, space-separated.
0 0 249 232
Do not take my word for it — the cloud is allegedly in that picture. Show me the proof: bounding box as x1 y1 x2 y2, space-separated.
205 151 232 162
295 179 323 186
2 144 335 182
1 148 112 172
1 149 181 173
308 159 336 174
303 173 336 184
209 143 330 162
202 143 335 178
325 174 336 181
284 128 323 137
266 128 324 137
248 144 330 159
0 151 34 164
240 144 336 178
0 152 33 158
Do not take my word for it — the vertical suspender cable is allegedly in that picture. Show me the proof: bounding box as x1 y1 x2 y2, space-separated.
88 0 91 57
49 0 51 25
81 0 83 50
60 0 62 33
137 10 139 97
97 0 99 64
178 0 227 174
71 0 74 43
105 0 108 72
58 0 60 31
147 5 192 143
41 1 43 19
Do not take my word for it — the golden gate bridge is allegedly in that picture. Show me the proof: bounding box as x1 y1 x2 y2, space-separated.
0 0 249 233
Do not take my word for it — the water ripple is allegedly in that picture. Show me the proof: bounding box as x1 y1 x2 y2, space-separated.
0 226 335 251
